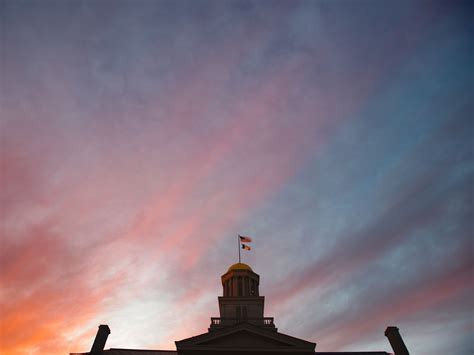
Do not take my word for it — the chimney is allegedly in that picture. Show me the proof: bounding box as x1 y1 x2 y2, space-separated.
90 324 110 354
385 326 409 355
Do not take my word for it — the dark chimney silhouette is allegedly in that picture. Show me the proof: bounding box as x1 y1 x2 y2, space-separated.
90 324 110 354
385 326 409 355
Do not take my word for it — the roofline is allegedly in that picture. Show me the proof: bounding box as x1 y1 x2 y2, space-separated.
175 321 316 349
70 350 178 355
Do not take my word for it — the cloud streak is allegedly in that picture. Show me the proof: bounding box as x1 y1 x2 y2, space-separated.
1 1 472 354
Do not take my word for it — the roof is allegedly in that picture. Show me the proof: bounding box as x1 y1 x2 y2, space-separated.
176 321 315 352
70 349 390 355
227 263 253 272
315 353 389 354
70 349 176 355
107 350 176 355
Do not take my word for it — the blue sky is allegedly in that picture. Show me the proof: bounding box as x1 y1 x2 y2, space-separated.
1 1 472 354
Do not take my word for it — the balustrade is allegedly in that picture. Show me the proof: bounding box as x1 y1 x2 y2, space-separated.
210 317 274 328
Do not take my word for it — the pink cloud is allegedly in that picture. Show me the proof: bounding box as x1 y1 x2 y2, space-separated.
315 259 473 351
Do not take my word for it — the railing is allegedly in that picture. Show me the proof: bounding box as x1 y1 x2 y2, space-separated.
210 317 275 327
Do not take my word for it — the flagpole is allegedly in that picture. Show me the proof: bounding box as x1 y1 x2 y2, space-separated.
238 235 241 263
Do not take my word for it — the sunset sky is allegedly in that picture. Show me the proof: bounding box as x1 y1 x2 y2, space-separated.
1 1 472 354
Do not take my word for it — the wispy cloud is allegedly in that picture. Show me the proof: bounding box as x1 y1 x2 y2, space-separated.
1 1 471 354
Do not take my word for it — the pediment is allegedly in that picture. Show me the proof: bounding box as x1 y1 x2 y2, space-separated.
198 329 291 348
175 322 315 352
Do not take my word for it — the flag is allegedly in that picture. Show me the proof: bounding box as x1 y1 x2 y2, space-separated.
239 235 252 243
241 244 251 251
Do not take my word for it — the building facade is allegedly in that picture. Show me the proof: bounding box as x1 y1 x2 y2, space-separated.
72 263 409 355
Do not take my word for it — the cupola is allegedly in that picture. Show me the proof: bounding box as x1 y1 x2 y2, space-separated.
210 263 274 331
222 263 259 297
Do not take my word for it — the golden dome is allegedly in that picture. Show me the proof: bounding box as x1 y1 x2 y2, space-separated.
227 263 253 272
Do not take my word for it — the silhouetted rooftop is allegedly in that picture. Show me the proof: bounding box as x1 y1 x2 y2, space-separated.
71 349 177 355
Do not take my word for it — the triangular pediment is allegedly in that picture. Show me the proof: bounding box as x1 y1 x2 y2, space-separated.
198 329 291 348
175 322 315 353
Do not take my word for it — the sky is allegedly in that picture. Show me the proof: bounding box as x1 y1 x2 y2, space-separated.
0 0 472 354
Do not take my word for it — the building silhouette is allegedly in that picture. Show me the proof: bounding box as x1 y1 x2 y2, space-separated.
71 263 409 355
